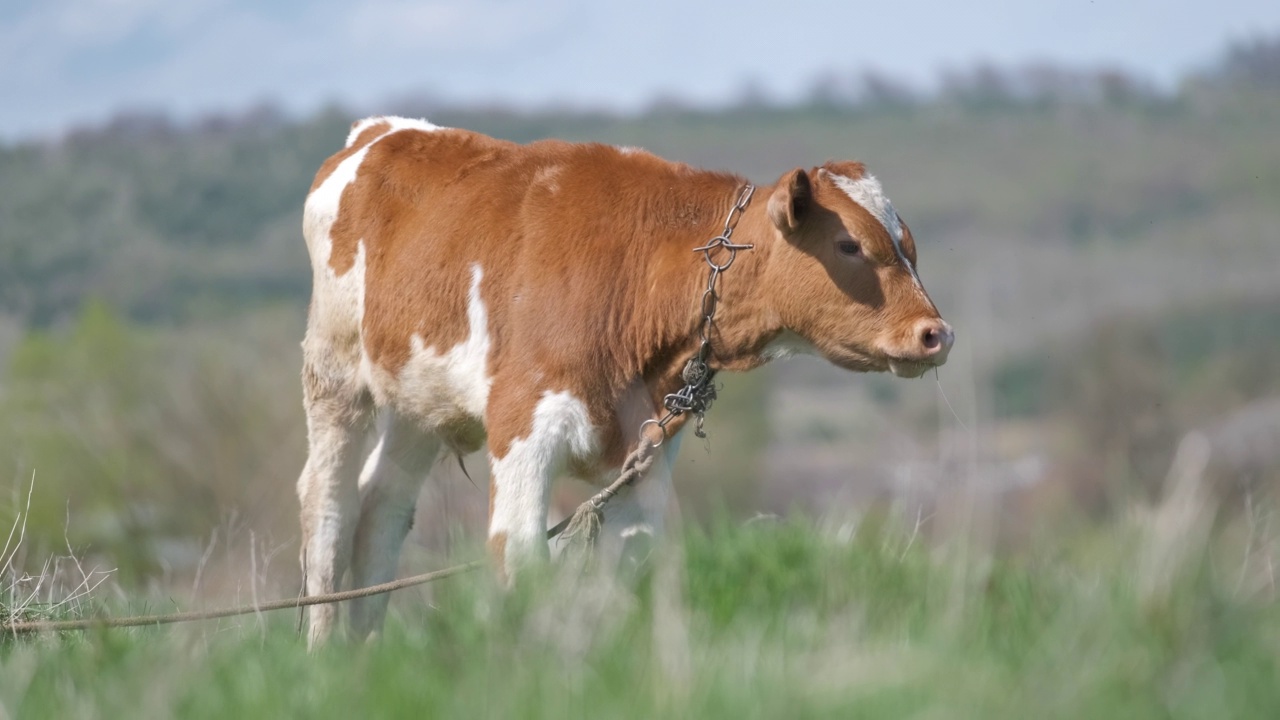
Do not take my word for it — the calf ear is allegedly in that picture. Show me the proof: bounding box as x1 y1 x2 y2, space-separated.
767 168 811 235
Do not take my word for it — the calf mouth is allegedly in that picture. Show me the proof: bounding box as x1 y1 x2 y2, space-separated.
823 342 947 378
887 357 940 379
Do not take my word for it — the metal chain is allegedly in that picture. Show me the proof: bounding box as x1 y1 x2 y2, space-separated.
641 182 755 444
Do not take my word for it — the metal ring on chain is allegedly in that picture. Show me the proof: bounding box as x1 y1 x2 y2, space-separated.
702 241 738 270
638 419 666 448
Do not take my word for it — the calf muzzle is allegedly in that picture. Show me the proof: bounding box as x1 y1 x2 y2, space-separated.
916 318 955 362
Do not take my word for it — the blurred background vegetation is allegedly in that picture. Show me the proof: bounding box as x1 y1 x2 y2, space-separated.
0 35 1277 595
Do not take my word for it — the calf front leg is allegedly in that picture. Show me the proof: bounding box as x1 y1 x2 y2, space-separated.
596 431 683 579
486 389 598 581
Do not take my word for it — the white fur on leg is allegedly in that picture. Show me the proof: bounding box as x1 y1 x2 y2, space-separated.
297 410 368 648
489 391 598 578
349 411 440 640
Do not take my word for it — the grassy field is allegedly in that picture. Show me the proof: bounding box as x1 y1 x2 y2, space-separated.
4 493 1278 719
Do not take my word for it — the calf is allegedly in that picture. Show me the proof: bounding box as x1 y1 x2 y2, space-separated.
298 116 953 644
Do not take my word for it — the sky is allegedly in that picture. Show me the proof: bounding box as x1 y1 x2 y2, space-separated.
2 0 1279 141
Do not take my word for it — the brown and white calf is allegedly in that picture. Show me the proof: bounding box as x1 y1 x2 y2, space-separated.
297 116 953 644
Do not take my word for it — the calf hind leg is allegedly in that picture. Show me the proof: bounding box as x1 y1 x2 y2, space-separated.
349 411 440 640
297 353 372 648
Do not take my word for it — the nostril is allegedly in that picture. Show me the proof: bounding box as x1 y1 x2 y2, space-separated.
921 327 941 351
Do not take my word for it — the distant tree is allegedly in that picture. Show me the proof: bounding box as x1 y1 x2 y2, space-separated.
66 109 176 147
805 69 916 111
941 62 1157 110
1182 33 1280 106
194 102 285 137
1019 63 1097 106
1093 68 1160 106
731 77 776 112
1213 34 1280 90
940 63 1018 109
858 70 918 109
805 70 853 109
646 92 696 116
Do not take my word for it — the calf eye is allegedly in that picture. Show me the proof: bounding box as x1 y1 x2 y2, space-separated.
836 239 861 257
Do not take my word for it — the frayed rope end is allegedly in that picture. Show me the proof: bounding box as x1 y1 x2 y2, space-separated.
560 500 605 549
554 437 659 560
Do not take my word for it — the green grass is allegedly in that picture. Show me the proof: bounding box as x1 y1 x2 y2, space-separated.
3 517 1278 719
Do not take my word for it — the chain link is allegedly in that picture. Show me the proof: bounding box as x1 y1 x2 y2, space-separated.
649 183 754 441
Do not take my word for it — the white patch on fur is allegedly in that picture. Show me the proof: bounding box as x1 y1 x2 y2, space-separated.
345 115 441 147
826 171 925 291
761 329 818 362
304 114 441 279
616 145 645 155
489 391 599 572
304 151 369 273
533 165 562 194
375 264 492 421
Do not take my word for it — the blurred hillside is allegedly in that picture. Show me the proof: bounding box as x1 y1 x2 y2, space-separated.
1 37 1278 589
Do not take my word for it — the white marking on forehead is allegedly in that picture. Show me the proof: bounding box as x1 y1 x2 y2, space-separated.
826 171 927 293
826 172 902 242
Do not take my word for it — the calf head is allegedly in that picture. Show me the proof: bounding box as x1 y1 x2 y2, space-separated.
764 161 953 378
